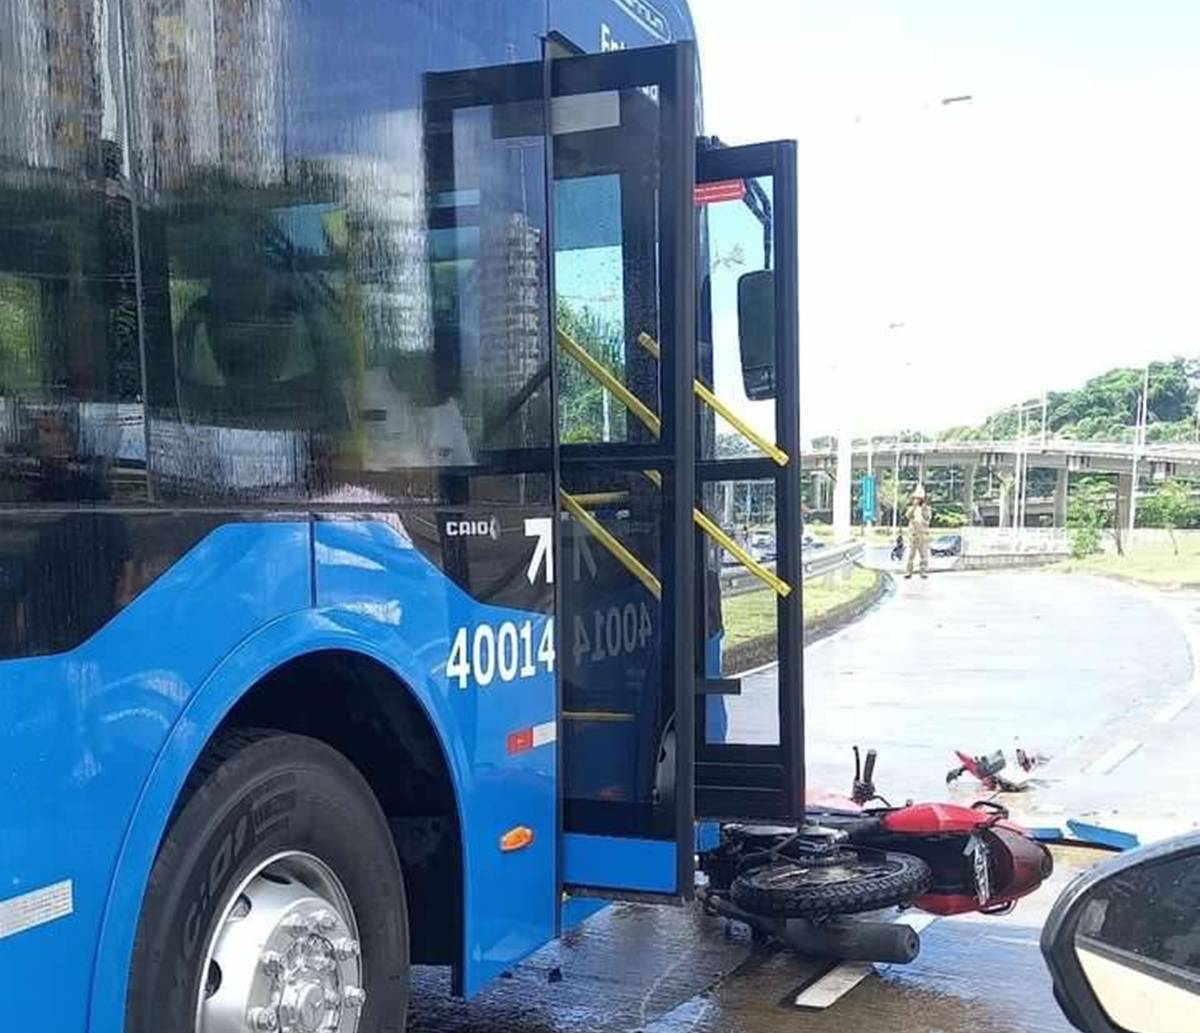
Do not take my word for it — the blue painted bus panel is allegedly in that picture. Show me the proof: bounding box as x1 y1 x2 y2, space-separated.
562 834 678 894
315 519 558 994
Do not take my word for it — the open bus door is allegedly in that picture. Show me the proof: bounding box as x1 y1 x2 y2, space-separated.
551 42 697 901
421 36 705 907
693 141 805 822
551 40 804 901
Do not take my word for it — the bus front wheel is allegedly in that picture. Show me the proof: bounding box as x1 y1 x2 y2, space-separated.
126 729 409 1033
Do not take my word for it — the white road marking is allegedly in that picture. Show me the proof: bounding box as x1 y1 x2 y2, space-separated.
1084 737 1143 776
0 880 73 940
794 962 874 1009
1154 696 1194 724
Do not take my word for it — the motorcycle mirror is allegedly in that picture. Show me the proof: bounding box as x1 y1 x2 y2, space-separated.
1041 830 1200 1032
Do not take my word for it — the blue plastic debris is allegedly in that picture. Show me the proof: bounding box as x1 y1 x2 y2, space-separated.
1065 819 1140 851
1027 826 1065 841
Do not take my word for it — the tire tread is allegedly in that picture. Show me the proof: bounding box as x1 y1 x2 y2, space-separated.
730 851 932 917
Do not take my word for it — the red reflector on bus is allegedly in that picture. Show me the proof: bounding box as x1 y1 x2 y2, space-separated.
500 826 534 852
507 728 534 755
694 179 746 206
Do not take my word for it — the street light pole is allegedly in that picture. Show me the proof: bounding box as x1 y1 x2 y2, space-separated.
1014 405 1024 542
1017 403 1027 539
892 441 901 535
834 421 853 543
1018 407 1028 537
865 437 874 530
1128 365 1150 541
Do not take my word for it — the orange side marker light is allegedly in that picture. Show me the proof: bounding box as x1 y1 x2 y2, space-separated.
500 826 534 853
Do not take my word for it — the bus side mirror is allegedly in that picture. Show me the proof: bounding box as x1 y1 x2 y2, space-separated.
737 269 776 401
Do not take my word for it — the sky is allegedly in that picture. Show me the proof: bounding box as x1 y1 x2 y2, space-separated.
689 0 1200 438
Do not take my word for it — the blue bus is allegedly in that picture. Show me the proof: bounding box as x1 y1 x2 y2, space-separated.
0 1 804 1029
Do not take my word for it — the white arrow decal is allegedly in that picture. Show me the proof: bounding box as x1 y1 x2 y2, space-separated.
524 517 554 585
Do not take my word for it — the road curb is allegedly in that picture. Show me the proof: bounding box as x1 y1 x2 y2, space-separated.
805 569 891 647
1054 567 1200 593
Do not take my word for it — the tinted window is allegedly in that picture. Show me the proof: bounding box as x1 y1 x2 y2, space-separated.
124 0 552 504
0 0 142 505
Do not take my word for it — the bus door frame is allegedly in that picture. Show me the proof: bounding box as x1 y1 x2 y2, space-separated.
550 41 698 903
694 140 805 822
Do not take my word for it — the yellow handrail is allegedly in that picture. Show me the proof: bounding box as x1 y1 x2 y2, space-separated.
569 491 631 508
635 331 789 467
559 489 662 599
560 488 791 598
636 331 661 359
692 380 789 467
556 327 791 598
692 508 792 597
557 328 661 438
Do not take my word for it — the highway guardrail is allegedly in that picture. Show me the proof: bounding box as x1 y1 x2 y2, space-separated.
720 541 864 597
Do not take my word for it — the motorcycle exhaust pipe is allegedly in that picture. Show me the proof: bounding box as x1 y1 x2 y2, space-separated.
781 917 920 964
699 890 920 964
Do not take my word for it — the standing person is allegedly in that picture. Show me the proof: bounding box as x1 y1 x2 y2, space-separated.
905 486 933 579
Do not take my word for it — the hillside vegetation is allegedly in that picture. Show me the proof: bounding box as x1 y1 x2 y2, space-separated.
940 357 1199 444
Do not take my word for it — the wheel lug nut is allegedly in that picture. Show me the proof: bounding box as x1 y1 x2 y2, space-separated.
324 990 341 1008
310 955 335 972
333 938 360 961
247 1007 279 1031
260 950 283 975
343 986 367 1009
311 909 338 932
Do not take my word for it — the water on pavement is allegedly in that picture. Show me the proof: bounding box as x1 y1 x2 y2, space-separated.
407 846 1100 1033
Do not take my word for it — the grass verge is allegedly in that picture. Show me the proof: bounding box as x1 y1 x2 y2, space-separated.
1058 537 1200 588
722 567 883 672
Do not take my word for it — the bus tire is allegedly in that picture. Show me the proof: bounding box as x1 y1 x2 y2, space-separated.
126 729 409 1033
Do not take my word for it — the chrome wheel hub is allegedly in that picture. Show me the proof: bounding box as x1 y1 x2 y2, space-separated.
196 852 365 1033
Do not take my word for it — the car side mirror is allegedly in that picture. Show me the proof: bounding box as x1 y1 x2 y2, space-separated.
737 269 775 401
1041 831 1200 1033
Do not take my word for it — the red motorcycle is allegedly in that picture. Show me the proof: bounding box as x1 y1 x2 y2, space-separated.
698 748 1053 961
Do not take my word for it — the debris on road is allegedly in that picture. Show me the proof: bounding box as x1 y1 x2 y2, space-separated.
1064 819 1140 851
945 743 1047 793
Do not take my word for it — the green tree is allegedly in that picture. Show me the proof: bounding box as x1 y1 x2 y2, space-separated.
1067 477 1113 558
1139 479 1193 555
557 300 628 443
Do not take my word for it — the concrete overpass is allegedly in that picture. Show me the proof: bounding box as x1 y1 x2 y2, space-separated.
800 438 1200 527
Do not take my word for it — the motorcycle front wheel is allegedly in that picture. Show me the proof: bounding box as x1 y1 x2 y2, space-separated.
731 850 932 918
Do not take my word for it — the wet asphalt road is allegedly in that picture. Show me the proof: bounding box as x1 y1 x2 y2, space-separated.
409 572 1194 1033
731 572 1191 802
